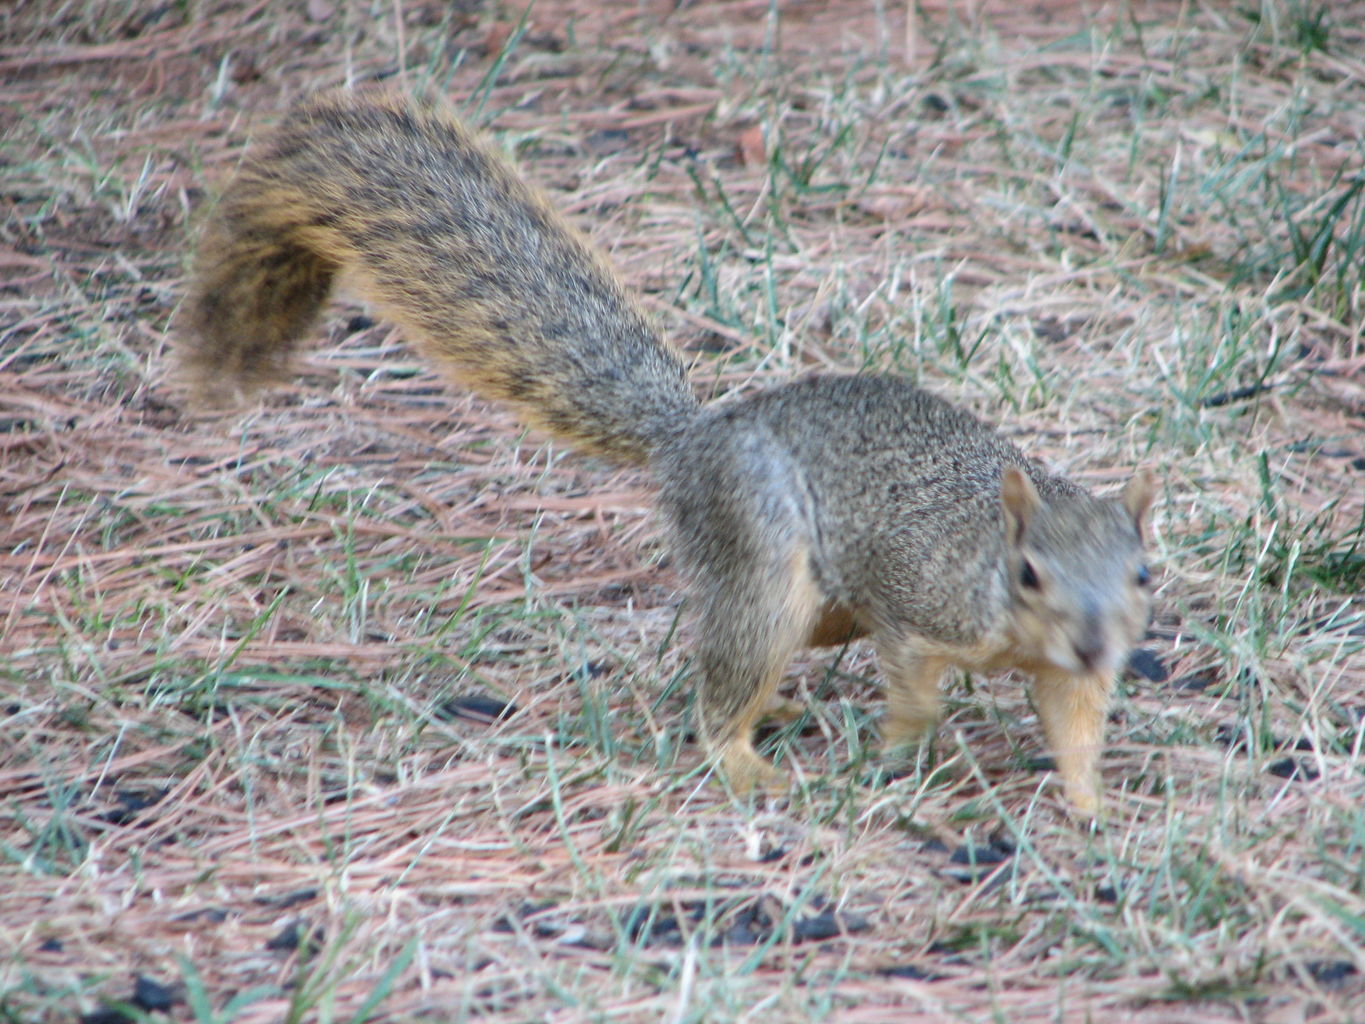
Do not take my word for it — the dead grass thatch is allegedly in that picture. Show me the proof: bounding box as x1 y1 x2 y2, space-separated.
3 1 1363 1021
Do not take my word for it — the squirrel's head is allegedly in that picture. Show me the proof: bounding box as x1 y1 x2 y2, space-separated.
1000 467 1154 676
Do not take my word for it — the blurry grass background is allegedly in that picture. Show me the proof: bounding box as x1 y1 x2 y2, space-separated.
2 1 1363 1021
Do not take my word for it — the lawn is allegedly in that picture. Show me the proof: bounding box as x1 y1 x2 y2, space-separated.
2 1 1363 1021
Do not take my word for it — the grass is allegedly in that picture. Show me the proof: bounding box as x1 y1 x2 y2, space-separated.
2 0 1363 1021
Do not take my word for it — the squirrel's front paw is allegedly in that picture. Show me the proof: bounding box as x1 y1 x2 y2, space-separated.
1058 773 1103 822
714 739 784 795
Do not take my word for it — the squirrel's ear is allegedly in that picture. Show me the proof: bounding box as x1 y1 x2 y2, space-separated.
1122 469 1154 535
1000 466 1040 545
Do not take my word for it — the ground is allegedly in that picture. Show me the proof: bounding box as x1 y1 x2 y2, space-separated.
2 1 1364 1021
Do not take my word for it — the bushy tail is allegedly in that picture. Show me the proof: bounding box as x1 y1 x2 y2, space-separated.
180 90 698 465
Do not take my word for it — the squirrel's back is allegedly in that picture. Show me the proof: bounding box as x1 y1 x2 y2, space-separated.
181 90 698 464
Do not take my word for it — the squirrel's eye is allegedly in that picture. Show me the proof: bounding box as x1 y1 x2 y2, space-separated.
1020 560 1040 589
1136 565 1151 587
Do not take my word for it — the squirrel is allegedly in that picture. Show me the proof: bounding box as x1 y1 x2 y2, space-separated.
180 90 1155 817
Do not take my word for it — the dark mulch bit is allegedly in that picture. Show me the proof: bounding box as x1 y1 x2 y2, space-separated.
789 906 867 943
438 693 520 724
877 963 949 982
1200 382 1274 408
81 1010 134 1024
1172 670 1217 692
1213 724 1247 751
266 920 324 954
80 976 177 1024
1304 960 1359 986
99 788 169 827
131 976 175 1012
920 92 950 117
944 833 1016 884
1125 648 1168 682
1266 756 1321 781
1031 316 1077 343
255 887 318 909
174 906 230 923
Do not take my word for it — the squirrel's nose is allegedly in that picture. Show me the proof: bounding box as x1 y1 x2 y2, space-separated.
1074 642 1102 671
1072 605 1108 671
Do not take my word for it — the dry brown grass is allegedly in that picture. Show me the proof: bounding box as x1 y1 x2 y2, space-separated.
3 1 1364 1021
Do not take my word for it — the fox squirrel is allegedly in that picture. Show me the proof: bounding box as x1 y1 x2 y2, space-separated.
181 90 1154 817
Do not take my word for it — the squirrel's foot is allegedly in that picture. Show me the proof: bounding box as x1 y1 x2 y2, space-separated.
713 739 784 796
880 714 936 754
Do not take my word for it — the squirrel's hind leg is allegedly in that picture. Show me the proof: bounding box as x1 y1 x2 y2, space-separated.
876 641 950 752
692 540 822 795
